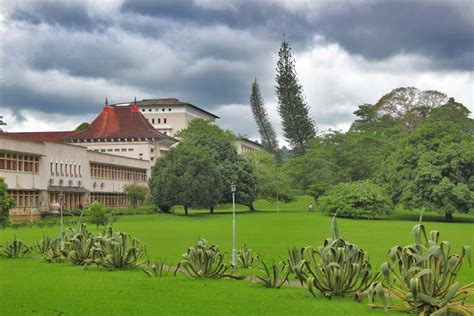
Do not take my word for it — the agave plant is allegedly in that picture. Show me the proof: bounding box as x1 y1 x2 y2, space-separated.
67 224 97 265
287 246 307 285
0 235 30 259
255 258 291 289
32 235 59 255
94 231 147 270
142 258 170 277
238 244 257 269
367 223 474 315
301 216 378 299
176 238 244 279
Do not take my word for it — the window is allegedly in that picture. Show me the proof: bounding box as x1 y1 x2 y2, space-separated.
0 153 40 173
128 148 134 152
164 118 167 124
90 163 147 182
107 149 113 152
150 148 154 153
114 148 120 152
8 190 40 207
149 109 152 112
141 109 145 112
121 148 127 152
50 162 54 176
152 118 155 124
162 108 165 112
169 108 171 111
157 118 161 124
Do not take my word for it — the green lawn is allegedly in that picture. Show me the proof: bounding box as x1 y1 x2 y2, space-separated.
1 197 473 315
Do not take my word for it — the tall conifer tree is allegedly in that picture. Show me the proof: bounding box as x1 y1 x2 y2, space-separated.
275 39 316 154
249 78 278 153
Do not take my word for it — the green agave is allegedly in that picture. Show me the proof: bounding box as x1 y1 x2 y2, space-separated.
176 238 244 279
255 258 291 289
143 258 170 277
0 235 30 259
293 216 378 299
238 244 257 269
367 223 474 315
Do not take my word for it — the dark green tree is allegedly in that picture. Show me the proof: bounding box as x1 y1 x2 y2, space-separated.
0 177 14 227
275 39 316 154
149 144 222 215
383 120 473 221
123 183 149 207
249 78 278 153
74 122 90 132
87 203 108 228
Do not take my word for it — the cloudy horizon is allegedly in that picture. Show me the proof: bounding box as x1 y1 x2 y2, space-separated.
1 0 473 143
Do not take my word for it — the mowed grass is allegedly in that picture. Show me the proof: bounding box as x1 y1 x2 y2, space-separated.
1 197 473 315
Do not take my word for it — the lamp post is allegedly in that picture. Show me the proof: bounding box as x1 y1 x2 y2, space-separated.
59 191 64 249
231 183 237 267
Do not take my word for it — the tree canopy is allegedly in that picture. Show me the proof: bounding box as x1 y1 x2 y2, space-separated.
0 177 15 227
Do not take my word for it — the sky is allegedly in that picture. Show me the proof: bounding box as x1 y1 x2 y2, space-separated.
0 0 473 143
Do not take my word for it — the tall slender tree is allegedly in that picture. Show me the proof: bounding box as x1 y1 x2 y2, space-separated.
249 78 278 153
275 39 316 154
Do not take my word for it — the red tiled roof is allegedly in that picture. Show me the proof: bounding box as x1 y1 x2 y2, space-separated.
64 105 177 141
1 131 77 142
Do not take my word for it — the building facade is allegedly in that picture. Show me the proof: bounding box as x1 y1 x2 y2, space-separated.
0 135 150 221
123 98 219 137
234 137 265 155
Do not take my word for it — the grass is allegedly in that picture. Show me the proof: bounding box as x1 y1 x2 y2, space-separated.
1 197 473 315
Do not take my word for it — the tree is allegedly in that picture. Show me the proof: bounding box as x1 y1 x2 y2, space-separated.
249 78 278 153
87 203 108 228
383 121 473 221
149 144 222 215
0 178 14 227
275 39 316 154
178 120 257 211
246 151 294 203
123 183 149 207
75 122 90 132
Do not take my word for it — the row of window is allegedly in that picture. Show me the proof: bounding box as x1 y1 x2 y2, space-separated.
8 190 40 207
91 193 135 207
150 118 168 124
90 163 147 182
92 148 134 153
142 108 172 112
0 152 40 173
50 161 82 178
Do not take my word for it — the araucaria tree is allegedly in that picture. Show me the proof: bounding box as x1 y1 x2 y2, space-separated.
275 40 316 154
249 79 278 153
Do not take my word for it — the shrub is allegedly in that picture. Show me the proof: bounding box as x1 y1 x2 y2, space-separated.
255 258 291 289
33 234 59 255
87 203 109 228
0 235 30 259
142 258 170 277
316 180 393 219
367 223 474 315
237 244 257 269
295 216 378 299
176 238 244 279
66 224 96 265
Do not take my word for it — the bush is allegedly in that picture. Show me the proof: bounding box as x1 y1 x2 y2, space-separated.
255 257 291 289
0 235 30 259
0 177 15 227
316 180 393 219
87 203 109 228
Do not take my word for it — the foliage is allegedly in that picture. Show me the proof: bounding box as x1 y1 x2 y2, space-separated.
367 223 474 315
32 234 59 255
175 118 235 143
142 258 169 277
237 244 257 269
176 238 244 279
123 183 149 207
87 203 109 228
255 258 291 289
249 78 278 153
287 246 307 285
150 144 222 215
383 120 473 221
0 235 30 258
66 224 96 265
0 177 15 228
151 120 257 213
275 39 316 154
316 180 393 219
93 229 147 270
246 151 294 203
74 122 90 132
300 216 379 298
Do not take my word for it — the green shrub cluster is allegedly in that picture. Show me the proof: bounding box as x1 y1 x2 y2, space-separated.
316 180 393 219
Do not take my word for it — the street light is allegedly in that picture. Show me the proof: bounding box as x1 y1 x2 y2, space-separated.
59 191 64 249
231 183 237 267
